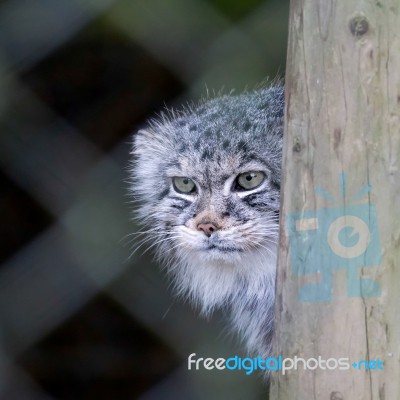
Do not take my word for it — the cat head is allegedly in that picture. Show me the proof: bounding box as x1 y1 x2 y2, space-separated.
130 85 284 313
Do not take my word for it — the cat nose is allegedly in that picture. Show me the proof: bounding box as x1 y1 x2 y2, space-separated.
197 222 219 237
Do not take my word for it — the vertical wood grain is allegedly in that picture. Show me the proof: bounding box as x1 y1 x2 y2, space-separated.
271 0 400 398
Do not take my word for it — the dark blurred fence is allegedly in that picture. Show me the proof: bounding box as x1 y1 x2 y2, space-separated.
0 1 288 398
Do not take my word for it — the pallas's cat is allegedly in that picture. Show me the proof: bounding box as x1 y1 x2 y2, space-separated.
130 84 284 360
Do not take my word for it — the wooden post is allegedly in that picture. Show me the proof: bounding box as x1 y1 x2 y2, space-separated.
270 0 400 398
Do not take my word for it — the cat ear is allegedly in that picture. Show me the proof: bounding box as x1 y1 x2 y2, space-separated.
133 129 155 155
132 128 166 156
136 128 154 140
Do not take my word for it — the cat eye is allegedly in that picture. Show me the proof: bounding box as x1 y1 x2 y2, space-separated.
172 177 196 194
236 171 265 190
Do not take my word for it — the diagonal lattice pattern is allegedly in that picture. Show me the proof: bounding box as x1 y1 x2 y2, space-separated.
0 1 288 398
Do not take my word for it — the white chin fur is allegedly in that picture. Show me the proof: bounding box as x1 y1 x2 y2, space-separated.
167 243 277 315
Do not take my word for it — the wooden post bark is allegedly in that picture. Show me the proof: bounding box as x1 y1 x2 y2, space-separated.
270 0 400 398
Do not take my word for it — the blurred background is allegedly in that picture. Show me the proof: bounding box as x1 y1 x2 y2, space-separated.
0 0 288 399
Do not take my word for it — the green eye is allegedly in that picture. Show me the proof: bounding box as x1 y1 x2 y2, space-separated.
237 171 265 190
172 177 196 194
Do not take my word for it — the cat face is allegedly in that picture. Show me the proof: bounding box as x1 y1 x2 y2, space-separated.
131 87 283 312
162 155 278 264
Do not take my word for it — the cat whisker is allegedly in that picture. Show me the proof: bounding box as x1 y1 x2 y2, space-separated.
120 228 163 244
140 235 184 257
126 233 165 252
254 243 276 258
127 234 174 260
163 241 187 256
